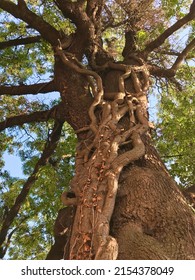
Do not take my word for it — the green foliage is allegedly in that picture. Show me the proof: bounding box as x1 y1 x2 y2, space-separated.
161 0 192 18
155 69 195 187
0 2 74 85
0 95 76 259
1 119 76 259
0 8 77 254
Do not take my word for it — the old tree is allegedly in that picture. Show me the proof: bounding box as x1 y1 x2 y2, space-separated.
0 0 195 260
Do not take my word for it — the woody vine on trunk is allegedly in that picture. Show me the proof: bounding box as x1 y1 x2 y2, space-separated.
57 43 152 259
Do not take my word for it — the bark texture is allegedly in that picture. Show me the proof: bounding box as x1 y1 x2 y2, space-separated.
112 167 195 259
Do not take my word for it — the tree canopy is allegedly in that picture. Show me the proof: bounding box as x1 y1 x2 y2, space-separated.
0 0 194 259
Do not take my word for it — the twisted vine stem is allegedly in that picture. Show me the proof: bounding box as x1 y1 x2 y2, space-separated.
57 43 151 259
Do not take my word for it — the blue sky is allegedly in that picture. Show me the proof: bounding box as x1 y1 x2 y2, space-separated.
3 151 24 178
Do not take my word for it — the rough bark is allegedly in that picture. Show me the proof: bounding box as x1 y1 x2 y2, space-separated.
46 206 76 260
112 167 195 259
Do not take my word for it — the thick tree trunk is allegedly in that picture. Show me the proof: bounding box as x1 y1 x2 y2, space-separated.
112 166 195 259
46 55 195 260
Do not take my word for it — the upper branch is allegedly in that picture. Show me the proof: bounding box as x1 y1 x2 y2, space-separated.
0 120 63 249
143 0 195 56
54 0 85 27
0 105 59 132
54 1 107 63
147 64 175 78
154 50 194 59
0 36 42 50
171 38 195 71
0 81 56 96
147 37 195 78
0 0 60 45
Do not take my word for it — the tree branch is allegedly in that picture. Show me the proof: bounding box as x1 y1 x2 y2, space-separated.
0 81 56 96
147 64 175 78
53 0 84 26
147 38 195 77
0 36 42 50
0 105 59 132
171 38 195 71
53 0 96 60
0 0 60 45
143 0 195 56
0 120 63 248
154 50 194 59
0 216 28 259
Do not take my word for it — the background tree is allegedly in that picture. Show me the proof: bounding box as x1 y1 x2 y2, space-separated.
0 0 195 260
